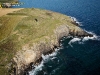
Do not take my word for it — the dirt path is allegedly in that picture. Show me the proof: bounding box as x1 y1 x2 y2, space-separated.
0 8 23 17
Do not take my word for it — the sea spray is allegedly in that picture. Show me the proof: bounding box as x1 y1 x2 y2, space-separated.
28 33 100 75
29 48 60 75
70 16 82 26
68 31 99 47
68 38 81 47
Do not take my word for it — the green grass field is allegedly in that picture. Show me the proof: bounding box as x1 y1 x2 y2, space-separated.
0 0 18 3
0 8 77 75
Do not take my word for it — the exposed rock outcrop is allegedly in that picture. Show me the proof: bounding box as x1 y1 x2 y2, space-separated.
13 25 93 75
12 26 64 75
0 8 93 75
69 27 93 37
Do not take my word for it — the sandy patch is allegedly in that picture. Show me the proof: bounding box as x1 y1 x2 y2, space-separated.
0 8 23 17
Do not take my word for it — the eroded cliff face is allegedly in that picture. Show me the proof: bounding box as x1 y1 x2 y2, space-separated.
0 8 93 75
13 25 92 75
12 25 69 74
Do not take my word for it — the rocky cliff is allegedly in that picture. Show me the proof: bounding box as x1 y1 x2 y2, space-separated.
0 8 92 75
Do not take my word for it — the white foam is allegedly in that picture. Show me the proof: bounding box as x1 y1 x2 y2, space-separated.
29 48 60 75
70 16 82 26
29 31 99 75
82 35 97 41
82 31 99 41
68 31 99 47
51 57 57 60
68 38 81 47
69 38 81 43
29 60 44 75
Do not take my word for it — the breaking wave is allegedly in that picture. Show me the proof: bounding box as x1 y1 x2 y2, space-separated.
70 16 83 26
68 31 100 47
29 48 60 75
29 31 100 75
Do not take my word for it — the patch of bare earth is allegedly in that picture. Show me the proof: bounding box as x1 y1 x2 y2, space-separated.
0 8 23 17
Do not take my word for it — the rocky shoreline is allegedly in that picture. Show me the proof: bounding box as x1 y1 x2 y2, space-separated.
13 25 93 75
0 8 93 75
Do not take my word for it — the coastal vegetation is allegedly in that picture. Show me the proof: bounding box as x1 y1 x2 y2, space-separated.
0 8 92 75
0 0 18 3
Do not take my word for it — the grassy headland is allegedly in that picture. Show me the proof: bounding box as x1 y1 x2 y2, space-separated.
0 8 84 75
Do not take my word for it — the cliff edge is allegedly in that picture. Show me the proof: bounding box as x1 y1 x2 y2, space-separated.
0 8 92 75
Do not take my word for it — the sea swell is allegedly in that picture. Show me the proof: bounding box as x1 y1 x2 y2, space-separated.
12 0 100 75
28 31 100 75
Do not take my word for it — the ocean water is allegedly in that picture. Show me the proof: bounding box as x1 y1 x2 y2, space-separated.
13 0 100 75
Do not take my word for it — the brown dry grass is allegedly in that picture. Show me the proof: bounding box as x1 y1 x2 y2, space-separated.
0 8 23 17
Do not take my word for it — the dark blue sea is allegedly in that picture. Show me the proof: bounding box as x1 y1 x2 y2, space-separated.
13 0 100 75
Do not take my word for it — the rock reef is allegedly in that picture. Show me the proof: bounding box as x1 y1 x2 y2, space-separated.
0 8 93 75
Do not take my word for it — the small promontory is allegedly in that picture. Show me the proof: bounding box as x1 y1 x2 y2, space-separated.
0 8 92 75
